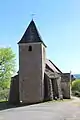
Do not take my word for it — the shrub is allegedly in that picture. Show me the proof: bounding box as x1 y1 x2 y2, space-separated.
72 79 80 97
73 91 80 97
0 88 9 101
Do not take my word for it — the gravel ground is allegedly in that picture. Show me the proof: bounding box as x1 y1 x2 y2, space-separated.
0 97 80 120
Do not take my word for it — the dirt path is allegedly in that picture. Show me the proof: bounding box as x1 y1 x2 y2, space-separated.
0 97 80 120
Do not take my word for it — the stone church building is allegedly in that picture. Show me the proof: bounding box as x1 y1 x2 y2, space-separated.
9 20 71 104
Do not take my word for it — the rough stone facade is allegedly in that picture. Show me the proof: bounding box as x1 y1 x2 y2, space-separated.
9 20 71 104
61 73 71 99
19 43 46 103
8 75 19 104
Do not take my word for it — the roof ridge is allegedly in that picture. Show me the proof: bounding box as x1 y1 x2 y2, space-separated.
48 59 62 73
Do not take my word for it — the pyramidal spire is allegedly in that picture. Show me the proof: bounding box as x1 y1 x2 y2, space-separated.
18 20 46 47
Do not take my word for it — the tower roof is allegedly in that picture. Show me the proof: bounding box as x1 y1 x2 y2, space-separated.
18 20 46 47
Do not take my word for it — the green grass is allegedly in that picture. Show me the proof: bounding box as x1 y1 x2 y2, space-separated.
0 99 8 102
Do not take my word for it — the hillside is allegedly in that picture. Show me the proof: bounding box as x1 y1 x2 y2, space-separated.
73 74 80 79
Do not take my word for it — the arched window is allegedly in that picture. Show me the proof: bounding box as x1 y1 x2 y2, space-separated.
28 46 32 51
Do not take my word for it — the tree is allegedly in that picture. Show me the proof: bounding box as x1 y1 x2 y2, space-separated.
0 47 16 90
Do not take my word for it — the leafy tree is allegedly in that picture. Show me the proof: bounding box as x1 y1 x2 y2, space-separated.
0 47 16 90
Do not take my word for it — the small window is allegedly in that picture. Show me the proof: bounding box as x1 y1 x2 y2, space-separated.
28 46 32 51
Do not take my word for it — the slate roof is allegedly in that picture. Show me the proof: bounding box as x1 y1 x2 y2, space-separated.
18 20 46 47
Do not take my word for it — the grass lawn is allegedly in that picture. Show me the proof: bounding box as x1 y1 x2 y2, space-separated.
0 99 8 102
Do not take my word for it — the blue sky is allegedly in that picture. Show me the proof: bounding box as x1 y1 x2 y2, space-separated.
0 0 80 74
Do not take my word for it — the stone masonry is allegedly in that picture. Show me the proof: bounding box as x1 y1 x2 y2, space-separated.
9 20 71 104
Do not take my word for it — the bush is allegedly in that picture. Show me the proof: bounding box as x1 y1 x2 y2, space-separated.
72 91 80 97
0 88 10 101
72 79 80 97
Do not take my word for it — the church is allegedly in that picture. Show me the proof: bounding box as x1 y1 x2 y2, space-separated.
9 20 71 104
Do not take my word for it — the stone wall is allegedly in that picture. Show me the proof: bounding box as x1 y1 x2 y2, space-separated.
19 43 46 104
52 79 58 98
44 73 53 101
56 77 63 99
61 73 71 99
8 75 19 104
52 76 62 99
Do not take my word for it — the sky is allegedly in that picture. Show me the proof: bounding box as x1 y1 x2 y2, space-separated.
0 0 80 74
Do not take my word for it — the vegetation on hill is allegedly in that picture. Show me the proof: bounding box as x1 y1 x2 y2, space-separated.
0 47 16 101
73 74 80 79
71 79 80 97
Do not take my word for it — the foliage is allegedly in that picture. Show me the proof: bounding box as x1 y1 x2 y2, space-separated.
72 79 80 91
0 88 9 101
71 79 80 97
0 47 16 90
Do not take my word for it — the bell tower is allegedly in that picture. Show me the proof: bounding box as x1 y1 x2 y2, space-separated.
18 20 46 103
